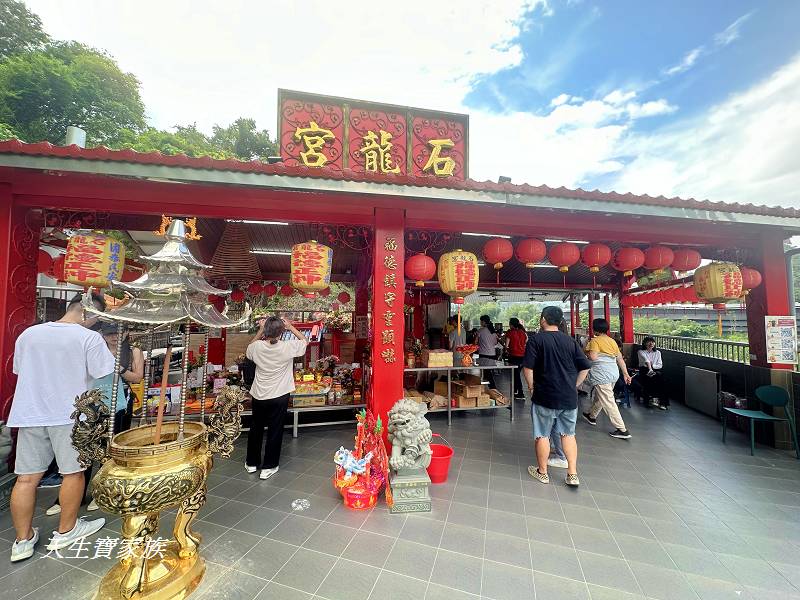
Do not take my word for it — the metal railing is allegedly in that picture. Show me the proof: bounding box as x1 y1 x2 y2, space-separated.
634 333 750 364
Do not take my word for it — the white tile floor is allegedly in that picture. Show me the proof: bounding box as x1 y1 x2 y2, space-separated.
1 378 799 599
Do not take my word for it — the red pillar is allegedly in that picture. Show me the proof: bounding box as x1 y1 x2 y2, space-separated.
747 234 792 369
0 185 39 423
353 253 371 361
370 208 405 443
588 293 595 337
604 294 611 325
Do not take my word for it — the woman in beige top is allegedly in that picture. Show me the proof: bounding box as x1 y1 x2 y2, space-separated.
244 316 307 479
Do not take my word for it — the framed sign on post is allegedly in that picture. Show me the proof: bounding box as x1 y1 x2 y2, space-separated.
765 316 798 365
355 315 369 340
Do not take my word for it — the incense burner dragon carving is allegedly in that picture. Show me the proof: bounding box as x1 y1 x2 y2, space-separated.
70 389 111 469
207 385 245 457
387 399 433 471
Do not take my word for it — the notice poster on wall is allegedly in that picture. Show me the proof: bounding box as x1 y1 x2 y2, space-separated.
765 316 798 364
355 315 369 340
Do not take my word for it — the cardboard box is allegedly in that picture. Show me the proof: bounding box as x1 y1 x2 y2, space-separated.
452 381 482 398
422 349 453 367
423 391 448 410
433 379 449 397
462 374 483 386
455 396 477 408
477 394 492 407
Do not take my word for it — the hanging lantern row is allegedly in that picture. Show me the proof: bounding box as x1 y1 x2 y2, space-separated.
405 253 437 287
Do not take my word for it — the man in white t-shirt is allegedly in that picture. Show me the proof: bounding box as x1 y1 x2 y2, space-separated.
8 293 114 563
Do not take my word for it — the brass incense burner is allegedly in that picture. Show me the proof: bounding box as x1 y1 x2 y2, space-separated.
71 218 251 599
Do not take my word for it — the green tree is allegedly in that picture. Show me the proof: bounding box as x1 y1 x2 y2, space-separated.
0 41 145 145
0 0 49 59
210 117 278 160
0 121 17 140
114 125 232 159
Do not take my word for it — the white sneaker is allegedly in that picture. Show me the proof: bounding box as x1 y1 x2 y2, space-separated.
547 457 569 469
87 499 99 511
10 528 39 562
260 467 279 480
45 503 62 516
46 517 106 551
245 464 257 474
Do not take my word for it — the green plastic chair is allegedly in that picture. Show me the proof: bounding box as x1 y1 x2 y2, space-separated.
722 385 799 458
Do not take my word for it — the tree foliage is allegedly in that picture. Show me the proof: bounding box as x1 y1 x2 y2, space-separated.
0 41 145 145
0 0 49 59
210 117 278 160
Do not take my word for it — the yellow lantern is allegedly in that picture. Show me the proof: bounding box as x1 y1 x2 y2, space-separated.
64 233 126 289
438 249 479 333
693 262 743 309
290 240 333 298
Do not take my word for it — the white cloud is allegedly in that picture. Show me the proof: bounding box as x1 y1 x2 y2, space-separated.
608 53 800 206
715 11 754 47
24 0 547 132
664 46 704 76
625 99 677 119
550 93 571 107
603 89 637 105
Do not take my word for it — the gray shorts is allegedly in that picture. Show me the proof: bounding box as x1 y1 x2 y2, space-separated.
14 424 84 476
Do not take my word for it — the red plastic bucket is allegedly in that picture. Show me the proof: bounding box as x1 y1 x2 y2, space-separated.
427 434 453 484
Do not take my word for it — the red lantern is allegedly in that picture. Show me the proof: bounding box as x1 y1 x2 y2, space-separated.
581 243 612 273
230 288 245 302
740 267 762 294
38 249 53 274
548 242 580 273
247 282 263 295
405 254 436 287
263 283 277 297
515 238 547 267
121 267 139 282
338 291 351 304
671 249 701 272
612 247 645 276
280 284 294 297
483 238 513 270
644 246 675 273
319 287 331 297
51 255 66 281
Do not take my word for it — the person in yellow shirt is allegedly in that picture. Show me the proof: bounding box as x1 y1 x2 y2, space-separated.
582 319 632 439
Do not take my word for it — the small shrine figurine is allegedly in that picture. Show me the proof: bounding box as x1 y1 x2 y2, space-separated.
386 399 433 513
334 447 373 479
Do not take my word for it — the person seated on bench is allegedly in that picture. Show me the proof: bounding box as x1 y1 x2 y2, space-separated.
638 337 669 410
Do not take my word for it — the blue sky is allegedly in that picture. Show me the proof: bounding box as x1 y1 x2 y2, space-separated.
25 0 800 207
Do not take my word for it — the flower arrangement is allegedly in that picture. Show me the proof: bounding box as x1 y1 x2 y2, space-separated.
316 355 340 373
324 310 351 332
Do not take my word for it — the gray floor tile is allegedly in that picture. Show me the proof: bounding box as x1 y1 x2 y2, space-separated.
457 471 490 489
341 531 395 568
446 501 487 530
570 524 622 558
203 529 262 568
439 522 484 558
302 521 357 556
267 514 322 546
484 530 531 569
489 490 526 515
577 550 642 595
325 505 372 528
290 494 341 521
489 476 523 496
385 539 437 579
452 485 488 507
368 570 429 600
526 516 572 547
361 509 406 537
646 519 706 550
23 566 101 600
316 558 380 600
400 515 444 547
533 571 590 600
531 539 583 580
197 568 267 599
614 533 675 569
203 500 257 528
430 549 482 594
273 548 337 593
716 553 797 592
0 557 72 600
586 584 647 599
235 537 298 579
683 574 755 600
424 583 480 599
662 543 736 582
563 504 606 529
601 511 654 539
524 497 566 521
482 559 534 600
485 508 528 539
628 561 699 600
231 506 287 536
254 582 312 600
772 562 800 590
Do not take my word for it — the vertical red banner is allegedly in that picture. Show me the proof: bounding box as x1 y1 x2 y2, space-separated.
370 208 405 445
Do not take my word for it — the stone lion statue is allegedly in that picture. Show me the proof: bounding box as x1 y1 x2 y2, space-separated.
387 399 433 471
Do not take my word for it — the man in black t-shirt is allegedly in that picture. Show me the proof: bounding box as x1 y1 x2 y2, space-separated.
522 306 591 487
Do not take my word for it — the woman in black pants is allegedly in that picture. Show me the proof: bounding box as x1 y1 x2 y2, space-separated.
245 316 308 479
637 337 669 410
